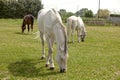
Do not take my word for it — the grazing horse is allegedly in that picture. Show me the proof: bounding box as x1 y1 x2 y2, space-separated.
21 14 34 33
37 8 68 72
67 16 87 42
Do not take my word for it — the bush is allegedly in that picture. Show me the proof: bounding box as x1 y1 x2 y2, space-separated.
85 10 93 18
0 0 43 18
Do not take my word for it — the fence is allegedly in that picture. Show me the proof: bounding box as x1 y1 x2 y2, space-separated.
107 17 120 26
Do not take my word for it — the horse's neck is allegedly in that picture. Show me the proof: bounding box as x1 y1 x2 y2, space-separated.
82 26 86 32
22 20 25 26
54 23 66 49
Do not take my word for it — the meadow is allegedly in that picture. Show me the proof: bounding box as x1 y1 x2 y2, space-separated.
0 19 120 80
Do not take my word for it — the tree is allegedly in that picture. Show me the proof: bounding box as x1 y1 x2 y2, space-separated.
59 9 74 23
85 10 93 17
17 0 43 18
97 9 110 18
0 0 43 18
59 9 66 15
76 8 88 17
0 0 9 18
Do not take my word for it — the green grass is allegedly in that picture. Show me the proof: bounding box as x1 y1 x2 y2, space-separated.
0 19 120 80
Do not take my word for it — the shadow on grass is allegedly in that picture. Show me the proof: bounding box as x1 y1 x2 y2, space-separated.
67 40 85 44
15 32 32 35
8 59 60 78
67 41 79 44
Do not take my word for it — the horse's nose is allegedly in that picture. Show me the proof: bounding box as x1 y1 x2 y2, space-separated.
60 68 66 73
81 39 84 42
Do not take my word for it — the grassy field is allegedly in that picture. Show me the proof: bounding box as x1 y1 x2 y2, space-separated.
0 19 120 80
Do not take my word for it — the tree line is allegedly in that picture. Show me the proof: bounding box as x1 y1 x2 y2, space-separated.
59 8 110 23
0 0 110 19
0 0 43 18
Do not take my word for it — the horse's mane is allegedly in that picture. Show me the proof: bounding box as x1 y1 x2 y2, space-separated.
52 8 68 53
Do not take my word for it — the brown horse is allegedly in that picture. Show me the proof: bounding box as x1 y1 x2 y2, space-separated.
21 14 34 33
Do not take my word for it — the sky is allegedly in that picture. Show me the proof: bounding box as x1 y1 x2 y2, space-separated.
42 0 120 14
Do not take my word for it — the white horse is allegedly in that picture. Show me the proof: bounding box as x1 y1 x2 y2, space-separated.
37 8 68 72
67 16 87 43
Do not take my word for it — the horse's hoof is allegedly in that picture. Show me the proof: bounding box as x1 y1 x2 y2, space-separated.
60 69 66 73
81 39 84 42
41 57 45 60
50 67 54 70
45 64 49 67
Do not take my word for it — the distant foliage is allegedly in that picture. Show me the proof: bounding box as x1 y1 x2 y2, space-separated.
59 9 74 23
76 8 88 17
97 9 110 18
0 0 43 18
85 10 93 17
110 14 120 17
76 8 93 17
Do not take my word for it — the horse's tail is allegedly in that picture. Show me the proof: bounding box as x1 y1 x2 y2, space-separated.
30 15 34 24
33 31 46 41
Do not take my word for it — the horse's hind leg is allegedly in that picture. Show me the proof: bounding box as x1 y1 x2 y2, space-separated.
71 29 75 43
40 31 45 59
67 21 71 43
31 17 34 32
27 25 30 32
71 22 76 43
31 25 33 32
31 23 33 32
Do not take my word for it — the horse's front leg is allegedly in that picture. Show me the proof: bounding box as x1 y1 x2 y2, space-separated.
77 30 80 43
40 31 45 59
46 38 55 69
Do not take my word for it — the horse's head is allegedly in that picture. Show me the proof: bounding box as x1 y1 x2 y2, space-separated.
21 23 26 33
58 43 68 72
80 27 87 42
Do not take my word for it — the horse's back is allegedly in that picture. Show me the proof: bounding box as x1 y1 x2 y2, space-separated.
37 9 51 32
37 9 62 33
67 16 78 29
77 17 84 28
67 16 84 29
68 16 77 21
24 14 34 24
